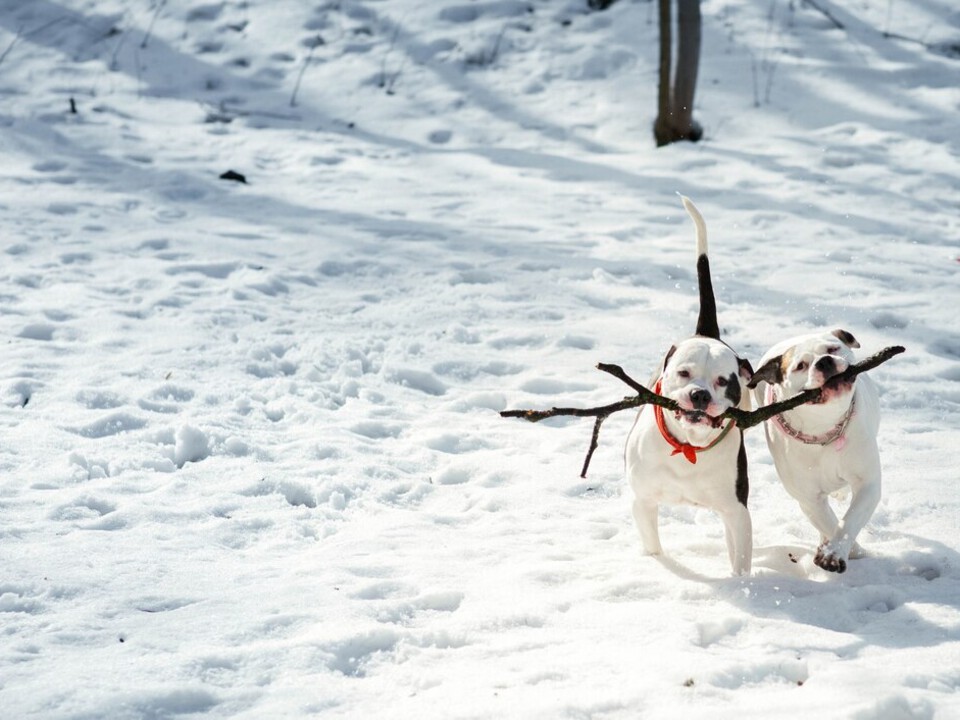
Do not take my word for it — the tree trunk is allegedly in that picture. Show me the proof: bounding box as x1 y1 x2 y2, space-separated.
653 0 673 147
587 0 621 9
674 0 702 141
653 0 703 146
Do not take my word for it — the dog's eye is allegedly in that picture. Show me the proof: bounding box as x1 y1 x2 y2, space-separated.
795 361 808 372
827 346 840 354
716 376 728 387
677 370 691 379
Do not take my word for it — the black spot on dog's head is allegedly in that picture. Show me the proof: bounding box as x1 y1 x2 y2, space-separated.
724 372 741 407
832 328 860 349
747 353 786 389
660 344 678 374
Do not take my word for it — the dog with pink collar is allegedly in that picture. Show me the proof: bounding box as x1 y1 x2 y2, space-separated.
748 329 882 574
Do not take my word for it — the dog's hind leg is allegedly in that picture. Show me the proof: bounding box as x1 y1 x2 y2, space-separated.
632 499 663 556
719 503 753 575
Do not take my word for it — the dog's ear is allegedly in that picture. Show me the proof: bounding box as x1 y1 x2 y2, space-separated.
831 328 860 349
660 344 677 374
747 355 783 389
737 357 754 383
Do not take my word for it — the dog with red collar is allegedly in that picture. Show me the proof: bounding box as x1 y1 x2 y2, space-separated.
748 329 881 574
624 197 754 576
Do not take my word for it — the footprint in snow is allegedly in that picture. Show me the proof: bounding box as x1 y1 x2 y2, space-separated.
425 433 488 453
19 323 56 341
0 585 45 614
75 389 126 409
60 252 92 265
900 558 943 582
115 689 219 718
139 384 196 414
847 586 905 616
46 203 79 216
32 160 68 173
708 656 809 689
246 344 297 379
239 478 317 509
374 591 465 625
432 359 524 381
351 581 418 601
69 412 148 439
165 261 242 279
69 452 110 481
135 597 198 614
519 377 594 395
488 334 547 350
50 496 116 522
322 629 401 678
387 367 447 396
433 466 471 485
694 618 743 648
6 380 36 408
350 420 402 440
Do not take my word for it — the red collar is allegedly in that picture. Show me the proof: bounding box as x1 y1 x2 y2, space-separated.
653 380 736 464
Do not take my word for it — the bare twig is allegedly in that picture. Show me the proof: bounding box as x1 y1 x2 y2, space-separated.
379 23 403 93
141 0 168 49
501 396 644 479
881 30 931 49
1 17 75 69
291 36 323 107
803 0 844 31
501 345 904 477
0 26 23 68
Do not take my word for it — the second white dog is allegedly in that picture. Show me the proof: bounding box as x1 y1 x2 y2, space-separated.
749 329 881 573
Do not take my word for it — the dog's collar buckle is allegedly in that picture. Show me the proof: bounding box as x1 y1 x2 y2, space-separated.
766 385 856 448
653 381 736 464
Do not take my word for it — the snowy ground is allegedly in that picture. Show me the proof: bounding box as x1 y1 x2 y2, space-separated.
0 0 958 718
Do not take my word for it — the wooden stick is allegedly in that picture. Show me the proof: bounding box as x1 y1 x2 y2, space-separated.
727 344 904 428
500 345 904 476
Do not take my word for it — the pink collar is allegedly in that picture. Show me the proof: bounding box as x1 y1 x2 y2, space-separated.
765 385 855 450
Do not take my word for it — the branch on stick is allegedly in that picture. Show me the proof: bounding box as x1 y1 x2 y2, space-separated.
500 345 904 478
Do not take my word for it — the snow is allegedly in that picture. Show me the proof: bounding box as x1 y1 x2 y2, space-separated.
0 0 958 718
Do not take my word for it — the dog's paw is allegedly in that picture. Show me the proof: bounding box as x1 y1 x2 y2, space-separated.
814 543 847 573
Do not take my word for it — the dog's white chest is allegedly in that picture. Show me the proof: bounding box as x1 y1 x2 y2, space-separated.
626 413 741 507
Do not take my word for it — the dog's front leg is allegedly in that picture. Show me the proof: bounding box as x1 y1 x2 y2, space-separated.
719 504 753 576
632 499 663 556
816 477 881 574
796 492 842 547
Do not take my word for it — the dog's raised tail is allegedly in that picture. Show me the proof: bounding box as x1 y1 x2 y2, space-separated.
679 194 720 340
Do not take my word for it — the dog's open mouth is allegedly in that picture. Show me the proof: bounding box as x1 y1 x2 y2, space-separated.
813 375 854 404
674 409 724 428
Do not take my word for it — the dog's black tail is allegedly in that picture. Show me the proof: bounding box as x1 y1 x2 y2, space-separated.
680 195 721 340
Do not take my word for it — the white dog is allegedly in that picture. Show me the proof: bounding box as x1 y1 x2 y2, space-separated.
749 329 881 573
625 197 754 576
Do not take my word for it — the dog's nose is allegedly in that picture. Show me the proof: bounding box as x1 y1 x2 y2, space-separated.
815 356 836 374
689 389 712 410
